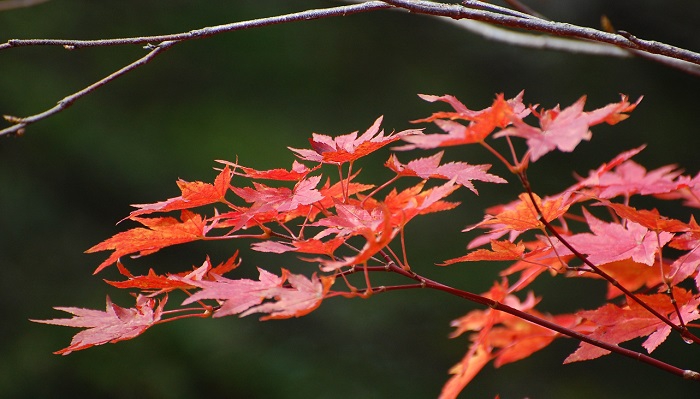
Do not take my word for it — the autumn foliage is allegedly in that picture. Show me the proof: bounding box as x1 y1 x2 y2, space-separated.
34 91 700 397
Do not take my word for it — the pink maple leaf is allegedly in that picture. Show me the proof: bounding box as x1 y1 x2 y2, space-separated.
594 160 684 199
555 208 673 266
289 116 420 164
230 175 325 229
385 151 506 194
32 295 166 355
570 145 646 192
233 175 324 212
241 272 334 320
495 95 640 161
180 267 284 317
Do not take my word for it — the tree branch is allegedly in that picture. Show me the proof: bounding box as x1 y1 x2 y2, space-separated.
385 262 700 382
2 0 700 138
0 1 392 137
2 41 175 137
381 0 700 65
0 0 48 11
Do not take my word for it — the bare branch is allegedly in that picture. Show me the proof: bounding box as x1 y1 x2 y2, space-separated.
443 19 631 57
2 0 700 137
0 1 390 51
0 1 391 137
0 0 48 12
381 0 700 65
1 41 175 137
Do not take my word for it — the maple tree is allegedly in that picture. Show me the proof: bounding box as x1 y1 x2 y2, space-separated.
33 90 700 397
4 1 700 397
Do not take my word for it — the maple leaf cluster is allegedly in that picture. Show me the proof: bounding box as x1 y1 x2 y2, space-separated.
35 92 700 397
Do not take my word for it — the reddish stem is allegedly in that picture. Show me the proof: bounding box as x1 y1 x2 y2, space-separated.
517 171 700 345
383 262 700 381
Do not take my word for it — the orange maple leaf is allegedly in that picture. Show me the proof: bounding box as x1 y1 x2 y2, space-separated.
577 258 669 299
219 159 318 181
398 92 527 150
129 166 232 218
603 201 689 233
87 210 210 273
105 253 241 292
439 343 492 399
441 239 525 265
468 193 570 233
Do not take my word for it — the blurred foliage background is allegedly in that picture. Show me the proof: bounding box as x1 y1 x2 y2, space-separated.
1 1 699 398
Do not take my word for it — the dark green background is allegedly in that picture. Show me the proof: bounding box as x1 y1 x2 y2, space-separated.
1 1 699 398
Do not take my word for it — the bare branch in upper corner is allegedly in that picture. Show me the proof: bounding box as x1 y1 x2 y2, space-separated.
2 0 700 138
0 1 391 138
0 0 49 12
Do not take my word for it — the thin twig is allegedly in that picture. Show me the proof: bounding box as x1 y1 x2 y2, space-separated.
1 41 175 137
0 1 391 50
0 1 391 137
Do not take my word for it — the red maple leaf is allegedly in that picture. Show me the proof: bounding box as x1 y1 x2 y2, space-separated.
129 166 232 218
307 182 458 271
446 281 582 396
495 95 640 161
499 243 572 292
218 159 317 181
289 116 420 164
565 287 700 362
658 171 700 208
385 151 506 194
87 210 210 273
251 237 345 256
440 342 492 399
310 205 397 271
105 253 241 292
667 217 700 289
32 295 166 355
233 175 324 212
229 175 325 230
